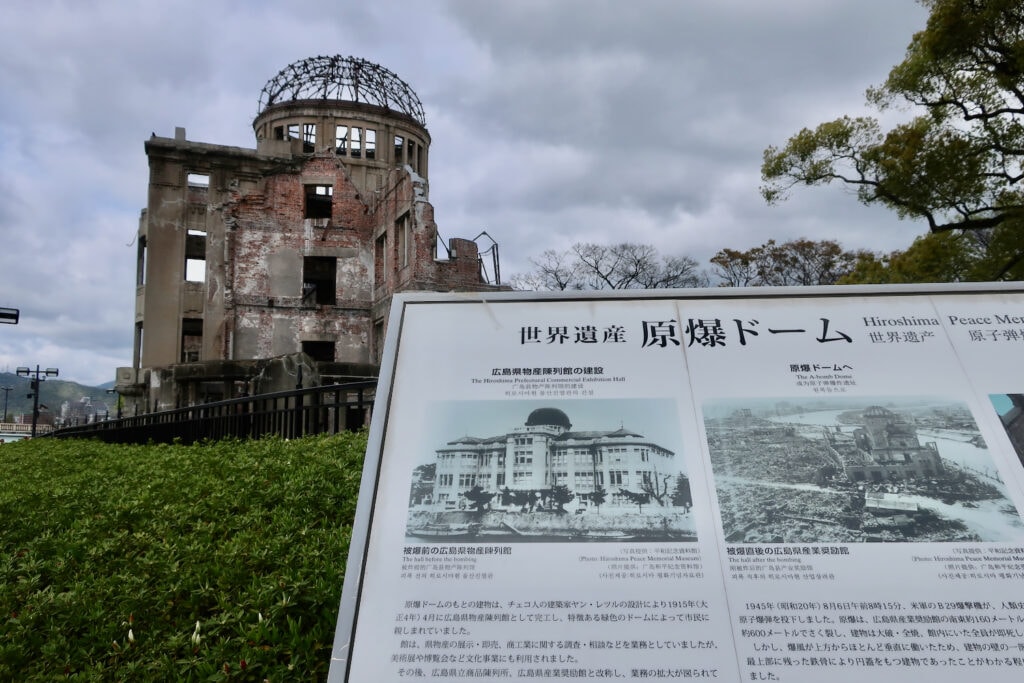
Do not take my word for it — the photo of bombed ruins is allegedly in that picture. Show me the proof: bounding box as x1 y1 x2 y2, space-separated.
991 394 1024 467
703 397 1024 543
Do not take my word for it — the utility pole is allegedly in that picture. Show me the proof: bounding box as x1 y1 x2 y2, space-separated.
1 307 19 422
1 385 12 422
16 365 58 437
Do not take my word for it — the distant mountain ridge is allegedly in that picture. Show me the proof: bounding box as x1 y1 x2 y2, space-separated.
0 372 116 421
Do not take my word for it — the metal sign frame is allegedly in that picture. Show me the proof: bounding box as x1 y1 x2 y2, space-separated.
329 282 1024 682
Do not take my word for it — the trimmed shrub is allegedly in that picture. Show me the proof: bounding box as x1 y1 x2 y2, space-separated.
0 432 366 681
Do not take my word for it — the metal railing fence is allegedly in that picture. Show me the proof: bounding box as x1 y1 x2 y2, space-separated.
49 381 375 445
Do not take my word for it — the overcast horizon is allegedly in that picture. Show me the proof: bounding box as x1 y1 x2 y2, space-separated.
0 1 933 386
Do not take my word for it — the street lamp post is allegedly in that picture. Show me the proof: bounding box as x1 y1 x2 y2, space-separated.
1 385 12 423
16 365 59 437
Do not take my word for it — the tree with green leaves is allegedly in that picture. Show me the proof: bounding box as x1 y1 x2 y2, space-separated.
590 485 607 513
462 484 494 513
510 489 533 511
548 484 575 514
710 238 867 286
839 231 976 283
840 227 1024 282
671 474 693 510
761 0 1024 280
409 463 435 506
499 486 515 507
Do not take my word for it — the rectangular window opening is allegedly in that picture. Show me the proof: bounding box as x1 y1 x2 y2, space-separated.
136 235 147 286
394 135 404 164
181 318 203 363
134 322 144 368
304 184 333 220
301 340 335 362
350 127 362 158
335 125 348 155
396 214 410 268
185 229 206 282
408 141 419 172
287 123 300 141
187 173 209 187
302 256 337 305
302 123 316 153
365 129 376 160
375 234 387 290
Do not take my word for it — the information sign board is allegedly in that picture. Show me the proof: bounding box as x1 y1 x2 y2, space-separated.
329 283 1024 682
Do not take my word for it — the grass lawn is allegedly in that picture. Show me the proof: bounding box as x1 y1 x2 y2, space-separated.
0 432 366 681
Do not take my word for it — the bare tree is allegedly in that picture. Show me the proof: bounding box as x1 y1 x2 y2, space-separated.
512 242 708 291
638 470 673 507
509 249 582 291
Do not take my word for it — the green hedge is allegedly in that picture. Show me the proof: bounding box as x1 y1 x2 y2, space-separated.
0 432 367 681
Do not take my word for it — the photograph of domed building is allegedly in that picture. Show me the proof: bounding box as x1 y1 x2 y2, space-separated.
844 405 946 482
991 394 1024 468
406 400 696 543
703 397 1024 543
433 406 677 509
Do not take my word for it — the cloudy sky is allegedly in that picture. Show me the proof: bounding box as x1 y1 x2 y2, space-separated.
0 0 932 386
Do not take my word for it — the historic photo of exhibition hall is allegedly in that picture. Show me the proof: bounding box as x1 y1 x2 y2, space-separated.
406 402 695 543
704 397 1024 543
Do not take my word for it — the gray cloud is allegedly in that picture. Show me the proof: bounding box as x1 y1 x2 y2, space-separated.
0 0 933 384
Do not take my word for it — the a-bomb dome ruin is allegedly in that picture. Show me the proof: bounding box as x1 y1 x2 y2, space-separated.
257 55 426 126
117 56 505 415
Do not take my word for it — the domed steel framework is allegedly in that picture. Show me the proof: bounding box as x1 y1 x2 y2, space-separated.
257 55 425 127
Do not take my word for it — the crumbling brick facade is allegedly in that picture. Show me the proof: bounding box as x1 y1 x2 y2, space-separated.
117 56 505 413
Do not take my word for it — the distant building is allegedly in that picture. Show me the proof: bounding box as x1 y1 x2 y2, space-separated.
15 411 53 429
62 397 92 425
117 56 505 413
431 407 677 510
844 406 944 482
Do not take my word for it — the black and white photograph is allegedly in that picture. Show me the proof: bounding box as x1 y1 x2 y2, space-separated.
990 394 1024 469
405 398 696 542
703 397 1024 543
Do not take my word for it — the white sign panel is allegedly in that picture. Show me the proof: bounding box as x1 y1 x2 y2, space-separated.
329 284 1024 683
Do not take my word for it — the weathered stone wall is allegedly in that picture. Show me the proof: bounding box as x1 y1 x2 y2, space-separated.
126 94 508 410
